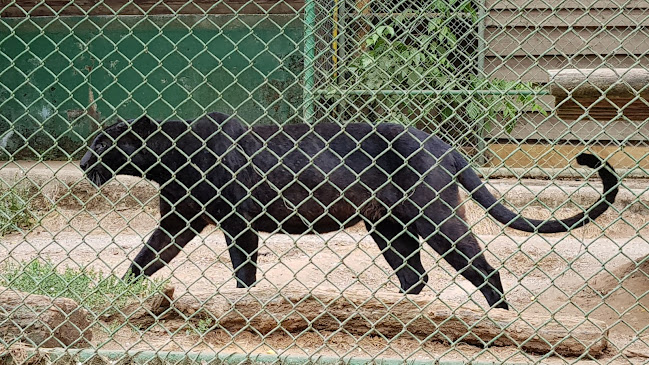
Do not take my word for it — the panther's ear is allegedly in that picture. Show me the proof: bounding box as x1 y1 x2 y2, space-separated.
130 115 158 137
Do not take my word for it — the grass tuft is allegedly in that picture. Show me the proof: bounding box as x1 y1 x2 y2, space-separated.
0 186 36 235
0 259 167 311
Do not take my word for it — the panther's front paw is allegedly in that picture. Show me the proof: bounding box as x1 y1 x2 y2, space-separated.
122 265 143 283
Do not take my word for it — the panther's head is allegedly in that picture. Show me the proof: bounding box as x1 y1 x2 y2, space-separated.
81 116 158 187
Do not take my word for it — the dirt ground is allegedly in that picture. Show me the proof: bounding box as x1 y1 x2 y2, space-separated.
2 197 649 364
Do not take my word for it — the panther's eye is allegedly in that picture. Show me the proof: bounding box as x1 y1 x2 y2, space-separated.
96 141 110 152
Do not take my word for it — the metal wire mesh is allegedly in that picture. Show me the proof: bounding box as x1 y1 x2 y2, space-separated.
0 0 647 364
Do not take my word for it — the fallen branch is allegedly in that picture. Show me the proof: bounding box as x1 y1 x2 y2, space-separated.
175 287 607 357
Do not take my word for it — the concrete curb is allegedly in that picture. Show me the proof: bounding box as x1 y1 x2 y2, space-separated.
1 161 646 215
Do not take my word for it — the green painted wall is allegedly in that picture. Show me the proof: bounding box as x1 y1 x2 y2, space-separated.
0 15 304 159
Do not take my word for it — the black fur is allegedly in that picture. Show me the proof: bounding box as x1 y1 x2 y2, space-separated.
81 112 619 310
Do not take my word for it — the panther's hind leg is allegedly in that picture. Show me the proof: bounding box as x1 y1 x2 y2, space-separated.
414 211 508 309
364 219 428 294
221 217 260 288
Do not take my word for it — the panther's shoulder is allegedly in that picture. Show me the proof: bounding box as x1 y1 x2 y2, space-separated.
186 112 247 138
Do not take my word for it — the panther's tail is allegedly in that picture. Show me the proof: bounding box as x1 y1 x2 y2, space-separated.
456 153 618 233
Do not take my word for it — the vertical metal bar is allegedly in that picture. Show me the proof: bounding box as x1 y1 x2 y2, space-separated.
476 0 488 165
332 0 339 80
303 0 317 125
337 0 347 81
477 0 486 78
356 0 370 51
335 0 347 120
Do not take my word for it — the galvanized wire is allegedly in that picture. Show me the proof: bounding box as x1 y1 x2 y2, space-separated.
0 0 647 364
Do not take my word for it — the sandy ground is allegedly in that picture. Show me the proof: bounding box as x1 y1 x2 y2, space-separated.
2 203 649 364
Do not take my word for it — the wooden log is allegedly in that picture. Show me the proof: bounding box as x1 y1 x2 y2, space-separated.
548 68 649 99
0 287 92 348
100 285 175 328
174 287 608 357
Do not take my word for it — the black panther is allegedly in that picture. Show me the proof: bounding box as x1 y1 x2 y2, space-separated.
80 112 619 310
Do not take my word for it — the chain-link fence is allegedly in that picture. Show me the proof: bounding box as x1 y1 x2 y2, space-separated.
0 0 647 363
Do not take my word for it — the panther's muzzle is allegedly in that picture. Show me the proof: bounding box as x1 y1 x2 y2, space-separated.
80 150 110 187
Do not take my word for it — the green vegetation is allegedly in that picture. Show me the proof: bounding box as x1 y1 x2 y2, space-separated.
342 0 546 134
0 186 36 235
186 317 215 336
0 259 166 311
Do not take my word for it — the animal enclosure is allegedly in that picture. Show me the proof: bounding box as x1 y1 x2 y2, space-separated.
0 0 648 364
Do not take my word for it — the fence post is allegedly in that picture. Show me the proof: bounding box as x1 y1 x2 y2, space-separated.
303 0 317 125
